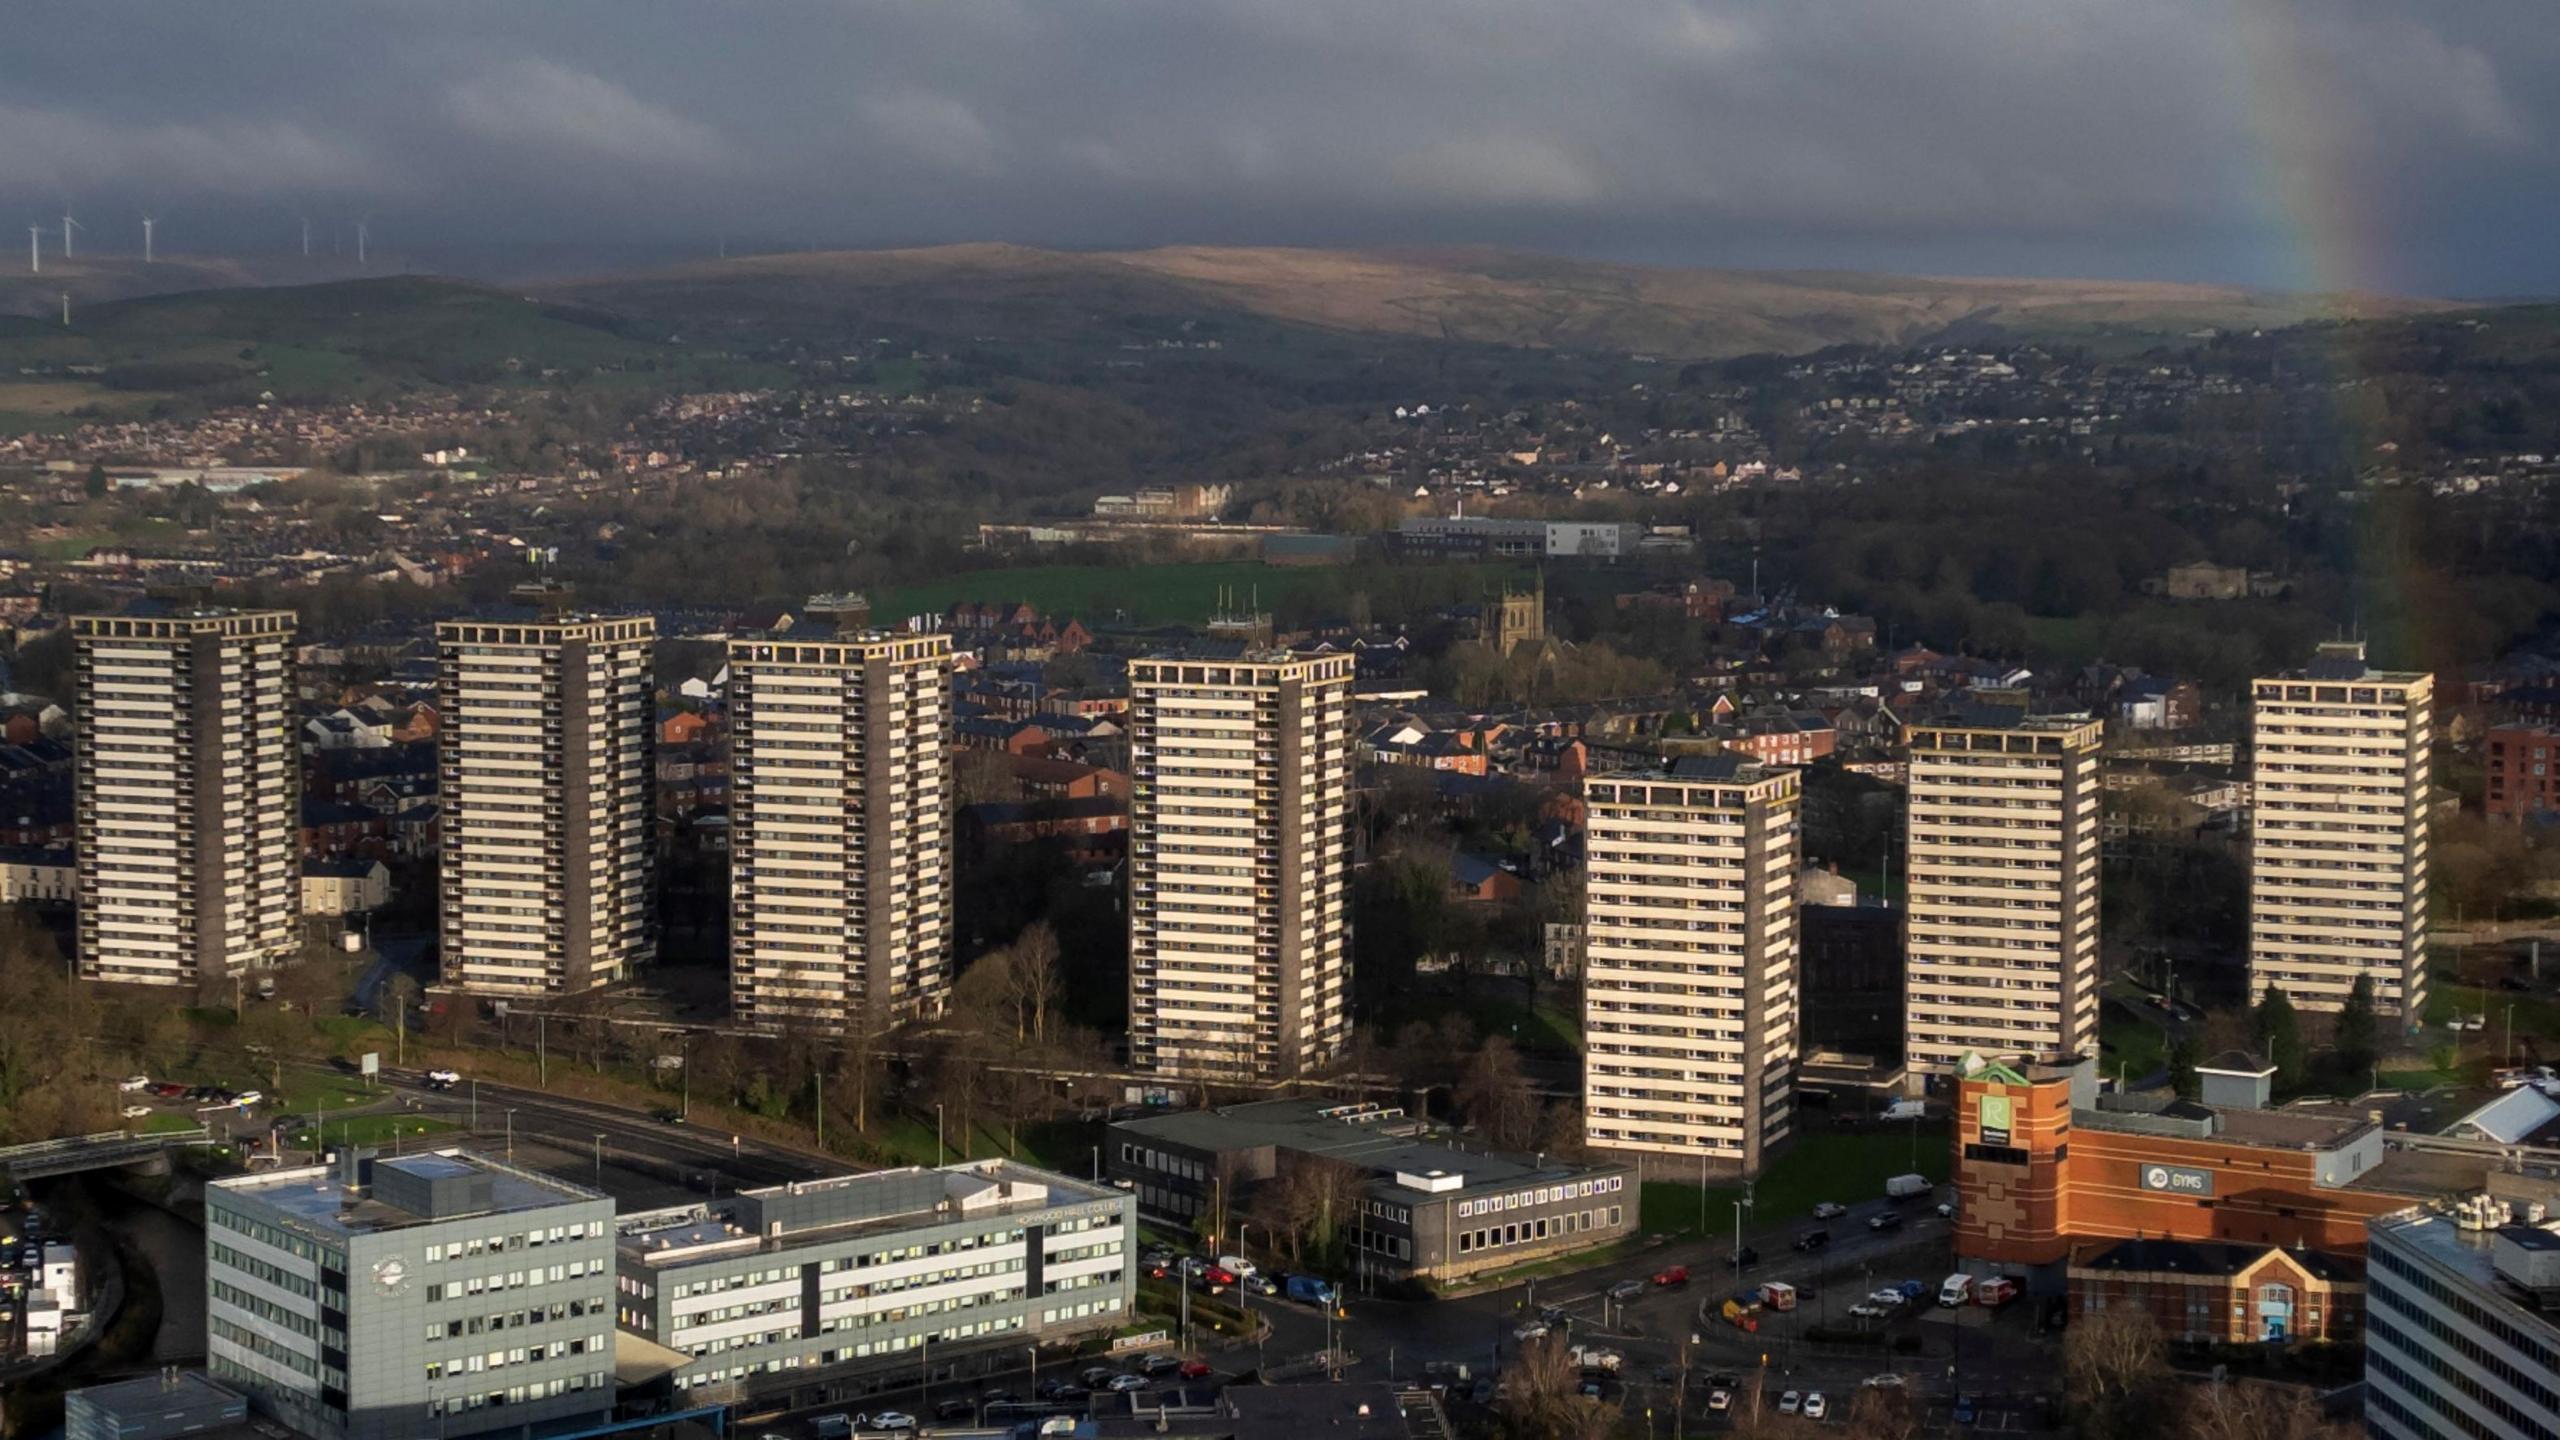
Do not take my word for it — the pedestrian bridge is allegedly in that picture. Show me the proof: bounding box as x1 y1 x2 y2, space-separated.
0 1127 210 1181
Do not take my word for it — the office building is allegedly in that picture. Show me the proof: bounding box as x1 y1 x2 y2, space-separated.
2251 642 2433 1014
1127 650 1354 1079
74 607 298 995
2366 1199 2560 1440
1902 704 2104 1074
612 1160 1132 1405
727 622 953 1030
1580 756 1800 1172
2068 1238 2363 1344
1951 1055 2479 1291
206 1150 616 1440
1107 1099 1637 1285
2484 721 2560 822
436 607 655 995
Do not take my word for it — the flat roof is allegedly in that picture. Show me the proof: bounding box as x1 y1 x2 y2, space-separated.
2373 1208 2560 1332
616 1159 1117 1265
1116 1100 1623 1198
213 1150 601 1236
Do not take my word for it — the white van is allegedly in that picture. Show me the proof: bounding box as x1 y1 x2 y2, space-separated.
1937 1274 1974 1307
1217 1254 1257 1278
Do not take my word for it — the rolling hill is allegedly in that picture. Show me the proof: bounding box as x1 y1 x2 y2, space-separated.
545 242 2464 359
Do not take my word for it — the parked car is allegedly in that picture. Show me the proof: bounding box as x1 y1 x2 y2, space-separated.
1868 1210 1904 1231
232 1090 262 1107
871 1412 918 1432
120 1104 151 1119
1607 1278 1645 1302
811 1416 853 1439
1706 1389 1733 1413
153 1083 186 1099
1848 1302 1890 1319
1651 1265 1689 1288
1106 1374 1149 1392
117 1075 149 1092
1811 1202 1848 1219
1513 1320 1550 1342
1803 1393 1829 1420
1778 1391 1803 1415
1081 1366 1117 1386
1140 1354 1183 1375
936 1400 977 1421
1952 1395 1978 1425
1178 1360 1212 1380
1862 1374 1907 1390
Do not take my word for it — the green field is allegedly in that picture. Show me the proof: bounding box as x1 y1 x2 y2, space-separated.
876 559 1531 629
1638 1130 1952 1239
288 1115 458 1149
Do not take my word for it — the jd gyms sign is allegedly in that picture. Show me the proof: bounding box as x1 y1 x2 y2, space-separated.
2139 1163 2215 1197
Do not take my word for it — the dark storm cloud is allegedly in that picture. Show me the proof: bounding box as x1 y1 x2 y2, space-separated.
5 0 2555 293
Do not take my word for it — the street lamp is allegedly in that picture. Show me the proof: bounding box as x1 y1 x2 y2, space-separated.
679 1032 691 1120
1026 1345 1039 1394
936 1103 946 1165
505 1109 517 1163
594 1133 607 1187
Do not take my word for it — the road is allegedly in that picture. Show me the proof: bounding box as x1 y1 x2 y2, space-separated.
268 1059 835 1208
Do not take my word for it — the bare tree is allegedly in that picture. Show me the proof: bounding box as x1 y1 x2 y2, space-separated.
1456 1036 1541 1149
2064 1306 2172 1440
1497 1336 1613 1440
2181 1384 2357 1440
1007 922 1061 1044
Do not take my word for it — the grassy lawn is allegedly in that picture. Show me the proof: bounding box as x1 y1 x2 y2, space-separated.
288 1115 459 1149
876 559 1531 629
2424 977 2560 1055
1458 994 1583 1055
2098 1010 2170 1084
1638 1129 1950 1239
140 1112 210 1135
2380 1068 2463 1092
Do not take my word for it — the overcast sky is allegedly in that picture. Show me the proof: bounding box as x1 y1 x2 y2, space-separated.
8 1 2556 296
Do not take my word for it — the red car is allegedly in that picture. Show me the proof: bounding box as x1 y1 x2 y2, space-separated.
1178 1360 1212 1380
1652 1266 1690 1288
1203 1266 1239 1288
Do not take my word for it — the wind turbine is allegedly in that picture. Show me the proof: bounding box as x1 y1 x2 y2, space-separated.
27 224 40 274
61 213 80 258
141 214 157 263
300 215 312 259
355 213 371 268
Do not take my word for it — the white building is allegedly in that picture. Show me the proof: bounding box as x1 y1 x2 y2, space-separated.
436 608 655 995
612 1160 1133 1406
1128 651 1354 1079
2250 642 2432 1014
1902 704 2104 1074
2366 1202 2560 1440
1581 757 1800 1172
727 624 953 1031
74 608 299 994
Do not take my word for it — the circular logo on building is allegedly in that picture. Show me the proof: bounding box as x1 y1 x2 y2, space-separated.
372 1256 409 1295
2144 1167 2170 1189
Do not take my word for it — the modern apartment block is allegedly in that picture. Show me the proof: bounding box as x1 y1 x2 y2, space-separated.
2366 1199 2560 1440
73 607 298 995
612 1160 1132 1405
1580 756 1800 1171
436 607 656 996
1903 703 2104 1074
727 622 954 1030
1127 650 1354 1079
2250 642 2432 1015
206 1150 616 1440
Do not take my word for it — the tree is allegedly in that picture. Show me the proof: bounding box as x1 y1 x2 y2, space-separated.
2254 983 2305 1092
2167 1032 2201 1100
1496 1336 1613 1440
2062 1306 2171 1440
85 460 108 498
2336 972 2382 1078
2179 1384 2358 1440
1455 1037 1541 1150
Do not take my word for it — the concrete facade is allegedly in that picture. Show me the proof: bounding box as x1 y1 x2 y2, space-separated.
727 627 954 1032
1581 757 1800 1172
74 608 299 997
436 613 656 996
2249 641 2432 1015
1902 708 2103 1073
1128 652 1354 1079
2366 1206 2560 1440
